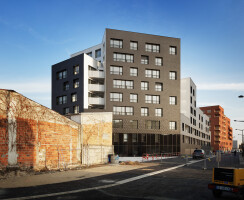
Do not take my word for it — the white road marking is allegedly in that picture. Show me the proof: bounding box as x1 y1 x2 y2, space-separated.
3 159 205 200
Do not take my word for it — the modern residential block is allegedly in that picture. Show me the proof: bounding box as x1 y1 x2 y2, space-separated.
200 105 233 151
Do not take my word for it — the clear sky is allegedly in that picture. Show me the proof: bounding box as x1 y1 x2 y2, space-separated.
0 0 244 142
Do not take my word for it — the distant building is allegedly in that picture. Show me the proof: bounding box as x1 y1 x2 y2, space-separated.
233 140 239 150
180 78 211 154
200 105 233 151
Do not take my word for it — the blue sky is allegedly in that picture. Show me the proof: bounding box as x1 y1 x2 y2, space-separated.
0 0 244 142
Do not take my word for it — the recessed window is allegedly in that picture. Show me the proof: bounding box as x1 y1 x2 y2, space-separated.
95 49 101 58
155 82 163 91
141 55 149 64
87 52 92 57
110 39 123 48
155 108 163 117
141 81 149 90
73 79 79 88
155 57 163 66
110 92 123 102
169 121 177 130
63 82 69 91
169 96 177 105
73 65 79 75
145 69 160 78
129 120 138 129
56 96 67 105
130 94 138 103
169 46 177 55
130 41 138 50
123 134 128 142
113 106 133 115
113 119 123 128
141 107 149 116
169 71 177 80
145 43 160 53
113 80 133 89
113 53 134 63
145 120 160 130
130 67 138 76
71 93 77 102
57 70 67 80
63 107 69 115
145 95 160 104
73 105 79 114
110 66 123 75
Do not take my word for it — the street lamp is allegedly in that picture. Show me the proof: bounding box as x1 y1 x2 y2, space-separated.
235 129 244 144
234 120 244 122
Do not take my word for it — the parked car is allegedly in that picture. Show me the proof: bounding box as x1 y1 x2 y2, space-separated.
192 149 205 159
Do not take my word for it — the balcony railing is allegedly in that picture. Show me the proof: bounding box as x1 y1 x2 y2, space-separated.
88 97 104 105
88 71 105 78
88 84 105 92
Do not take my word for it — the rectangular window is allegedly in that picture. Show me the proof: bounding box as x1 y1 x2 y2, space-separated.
182 123 185 131
57 70 67 80
113 80 134 89
113 106 133 115
169 46 177 55
130 67 138 76
73 65 79 75
145 120 160 130
56 95 67 105
155 108 163 117
110 92 123 102
95 49 101 58
110 39 123 48
130 41 138 50
123 134 128 142
155 82 163 91
130 94 138 103
155 57 163 66
129 120 138 129
73 105 79 114
87 52 92 57
141 107 149 116
113 53 134 63
141 55 149 64
63 107 69 115
169 121 177 130
145 69 160 78
169 71 177 80
145 95 160 104
141 81 149 90
63 82 69 91
113 119 123 128
145 43 160 53
169 96 177 105
73 79 79 88
110 66 123 75
71 93 77 102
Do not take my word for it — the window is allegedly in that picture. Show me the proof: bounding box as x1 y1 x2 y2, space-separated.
145 95 160 104
63 107 69 115
141 107 149 116
169 121 177 130
113 119 123 128
169 96 177 105
141 55 149 64
110 66 123 75
145 43 160 53
130 94 138 103
57 70 67 80
145 69 160 78
155 57 163 66
56 96 67 105
113 106 133 115
73 65 79 75
113 53 134 63
182 123 185 131
169 46 177 55
110 92 123 102
145 120 160 129
63 82 69 91
130 41 138 50
155 108 163 117
130 67 138 76
193 89 195 96
207 110 211 113
113 80 134 89
73 105 79 114
71 93 77 102
141 81 149 90
110 39 123 48
169 71 177 80
155 83 163 91
129 120 138 129
73 79 79 88
87 52 92 57
95 49 101 58
123 134 128 142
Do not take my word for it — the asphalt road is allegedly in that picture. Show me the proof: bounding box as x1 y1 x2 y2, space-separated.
0 153 243 200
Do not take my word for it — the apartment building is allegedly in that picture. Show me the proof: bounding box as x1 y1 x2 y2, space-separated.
52 28 181 156
200 105 233 151
180 78 211 154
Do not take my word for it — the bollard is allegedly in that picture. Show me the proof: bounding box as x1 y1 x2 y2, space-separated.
202 158 207 170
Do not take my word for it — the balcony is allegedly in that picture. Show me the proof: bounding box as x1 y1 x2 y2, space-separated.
88 71 105 79
88 97 104 105
88 84 105 92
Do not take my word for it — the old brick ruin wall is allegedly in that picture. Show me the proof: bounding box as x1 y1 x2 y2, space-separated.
0 90 81 170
